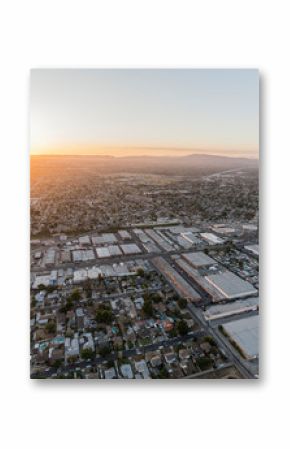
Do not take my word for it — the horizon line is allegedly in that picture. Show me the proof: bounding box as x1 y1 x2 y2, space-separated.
30 152 259 160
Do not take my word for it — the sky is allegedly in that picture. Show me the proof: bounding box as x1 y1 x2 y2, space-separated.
30 69 259 158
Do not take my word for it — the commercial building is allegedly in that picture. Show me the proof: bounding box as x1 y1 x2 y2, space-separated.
243 224 257 231
200 233 224 245
244 244 259 257
108 245 122 256
96 247 110 258
32 272 56 289
43 249 56 266
72 250 83 263
205 271 257 299
72 249 95 262
181 232 200 245
120 243 142 255
118 230 131 240
182 251 216 268
87 266 102 279
222 315 259 360
92 233 117 244
79 235 91 245
73 269 88 283
82 250 95 261
204 297 259 321
145 229 174 252
152 257 201 302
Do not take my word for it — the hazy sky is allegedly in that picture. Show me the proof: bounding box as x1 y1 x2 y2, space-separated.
30 69 259 158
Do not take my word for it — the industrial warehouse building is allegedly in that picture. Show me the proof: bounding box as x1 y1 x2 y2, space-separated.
118 230 131 240
92 233 117 245
222 315 259 360
152 256 201 302
120 243 142 255
200 232 224 245
182 251 217 268
204 297 259 321
244 244 259 257
205 270 257 299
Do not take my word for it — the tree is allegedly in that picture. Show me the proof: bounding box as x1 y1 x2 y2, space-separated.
142 299 153 317
52 359 62 368
177 319 189 336
96 304 113 324
136 268 144 277
70 288 81 302
151 293 162 303
158 365 169 379
197 357 212 371
168 327 177 338
81 348 94 360
178 298 187 309
98 273 104 285
45 321 56 334
99 345 111 357
204 335 216 346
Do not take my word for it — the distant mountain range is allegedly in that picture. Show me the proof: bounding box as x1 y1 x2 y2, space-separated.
31 153 258 177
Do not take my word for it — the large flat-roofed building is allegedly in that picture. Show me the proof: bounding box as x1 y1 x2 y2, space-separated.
204 297 259 321
200 232 224 245
43 249 56 266
96 247 110 258
145 229 174 252
78 235 91 245
72 250 83 263
222 315 259 360
205 271 257 299
108 245 122 256
32 273 54 289
243 224 258 231
181 232 200 245
92 233 117 245
120 243 142 255
182 251 217 268
73 269 88 283
82 249 95 261
164 225 200 234
72 249 95 262
118 230 131 240
152 256 201 302
244 244 259 257
87 266 102 279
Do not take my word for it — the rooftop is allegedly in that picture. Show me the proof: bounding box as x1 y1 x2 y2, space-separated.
182 251 216 268
222 315 259 359
205 271 257 299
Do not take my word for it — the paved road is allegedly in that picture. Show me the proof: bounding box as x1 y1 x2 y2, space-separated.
31 329 204 378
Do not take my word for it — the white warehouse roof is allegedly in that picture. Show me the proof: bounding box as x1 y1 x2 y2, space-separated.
182 251 216 268
222 315 259 359
205 271 257 299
